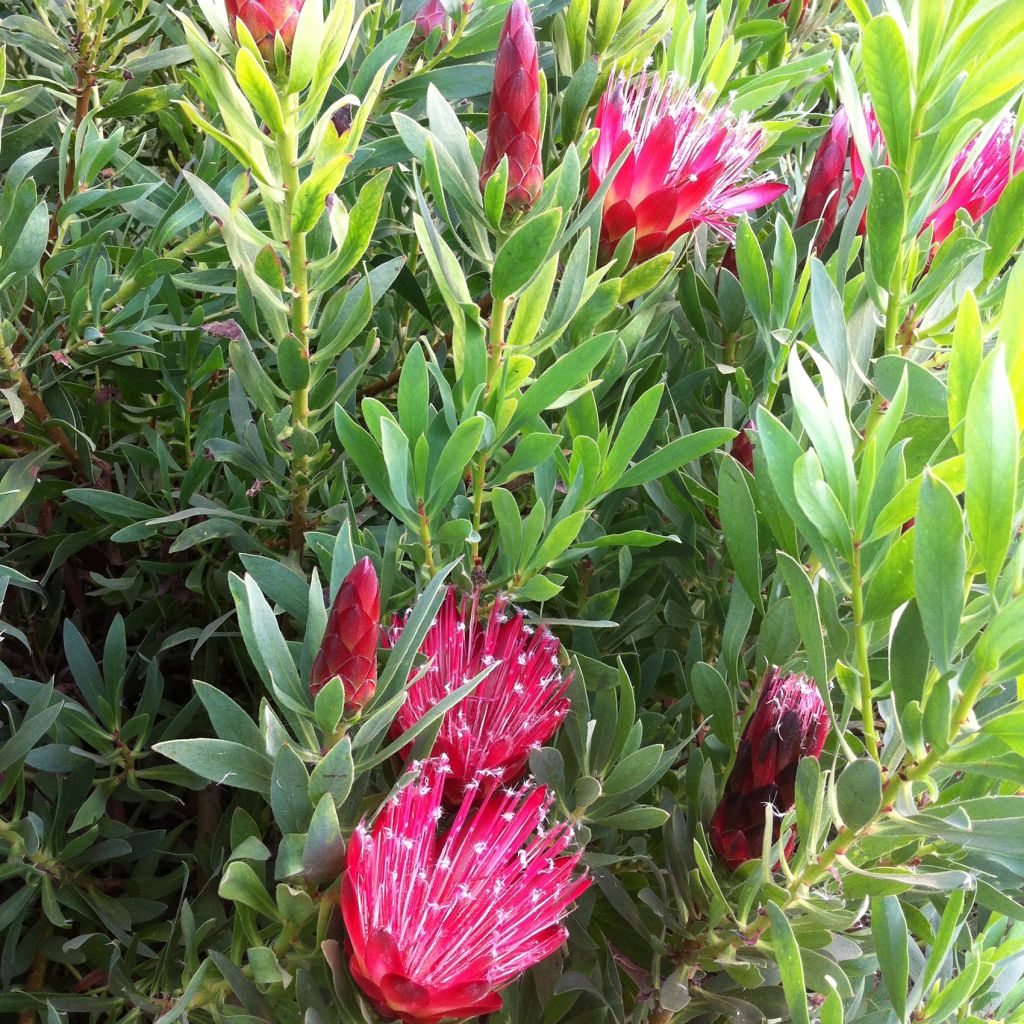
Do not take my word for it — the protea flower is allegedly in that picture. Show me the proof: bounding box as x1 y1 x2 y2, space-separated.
384 588 571 797
341 756 590 1023
795 107 851 250
479 0 543 211
710 668 830 871
225 0 305 58
589 71 787 263
806 102 1022 247
413 0 447 37
310 557 380 711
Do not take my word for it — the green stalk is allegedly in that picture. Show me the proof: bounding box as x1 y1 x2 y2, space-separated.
470 297 510 563
278 92 312 553
850 543 880 761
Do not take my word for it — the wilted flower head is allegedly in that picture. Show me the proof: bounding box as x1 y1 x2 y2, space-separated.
225 0 305 58
795 106 851 250
710 668 829 871
589 71 787 262
385 588 571 797
341 756 590 1023
479 0 543 211
768 0 808 20
310 556 380 712
730 422 756 474
806 101 1022 247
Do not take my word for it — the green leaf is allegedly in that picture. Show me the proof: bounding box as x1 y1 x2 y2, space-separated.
872 896 909 1020
235 47 284 133
491 209 562 301
219 860 280 920
913 471 966 674
154 739 272 795
836 758 882 830
194 682 263 749
964 349 1019 585
862 15 912 171
309 737 354 809
270 744 312 834
777 553 830 699
766 902 811 1024
736 217 771 335
866 165 905 291
427 416 485 515
592 806 669 830
302 793 346 883
0 452 42 528
983 170 1024 280
948 291 982 447
691 663 735 748
615 429 734 490
719 457 762 610
277 334 310 392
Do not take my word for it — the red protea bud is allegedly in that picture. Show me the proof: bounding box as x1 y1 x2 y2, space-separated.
730 422 756 474
225 0 305 59
310 556 380 711
479 0 543 211
795 107 851 251
413 0 448 41
710 668 830 871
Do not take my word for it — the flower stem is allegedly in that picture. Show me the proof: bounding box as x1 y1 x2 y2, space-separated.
850 543 880 762
278 93 312 553
418 500 437 576
471 297 510 562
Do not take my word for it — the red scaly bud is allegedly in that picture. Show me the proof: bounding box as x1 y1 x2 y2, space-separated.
710 668 830 871
479 0 543 211
310 556 380 712
225 0 305 59
795 107 852 251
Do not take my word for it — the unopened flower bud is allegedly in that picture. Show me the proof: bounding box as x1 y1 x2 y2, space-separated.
225 0 305 60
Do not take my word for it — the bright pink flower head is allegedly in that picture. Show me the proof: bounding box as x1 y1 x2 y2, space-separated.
822 102 1023 247
310 557 380 712
924 116 1023 243
709 668 829 871
341 757 590 1024
479 0 543 210
589 71 787 263
384 588 571 797
796 107 851 250
225 0 305 58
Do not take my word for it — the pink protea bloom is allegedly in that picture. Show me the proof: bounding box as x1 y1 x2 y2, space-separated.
341 756 590 1024
809 102 1022 247
384 588 571 797
922 115 1023 243
310 557 380 711
479 0 543 210
225 0 304 58
709 668 829 871
589 71 787 263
